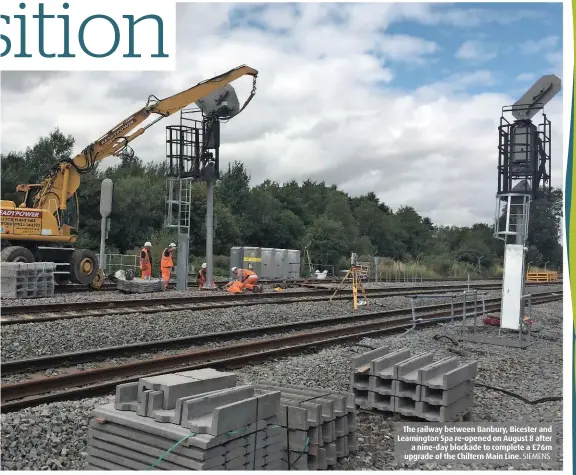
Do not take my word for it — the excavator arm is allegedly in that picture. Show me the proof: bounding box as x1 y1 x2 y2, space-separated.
28 65 258 220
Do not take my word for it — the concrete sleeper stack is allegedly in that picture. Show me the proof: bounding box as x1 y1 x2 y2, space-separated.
0 262 55 299
86 369 285 470
252 383 358 470
351 346 477 422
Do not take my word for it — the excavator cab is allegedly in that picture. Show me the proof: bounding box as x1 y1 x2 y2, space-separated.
61 194 80 233
15 184 41 208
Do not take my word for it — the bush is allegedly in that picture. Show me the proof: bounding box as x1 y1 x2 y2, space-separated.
190 254 230 279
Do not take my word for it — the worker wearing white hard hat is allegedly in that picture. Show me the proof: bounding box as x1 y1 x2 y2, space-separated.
140 242 153 280
198 262 208 288
231 266 259 292
160 243 177 289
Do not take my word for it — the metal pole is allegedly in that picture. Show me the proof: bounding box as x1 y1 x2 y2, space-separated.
516 212 526 321
99 217 107 269
204 178 216 289
176 233 189 291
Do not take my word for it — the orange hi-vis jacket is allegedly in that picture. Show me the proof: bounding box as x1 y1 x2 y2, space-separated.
161 248 174 270
240 269 256 281
140 248 151 269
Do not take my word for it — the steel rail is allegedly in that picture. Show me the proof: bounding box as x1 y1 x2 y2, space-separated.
0 285 513 325
2 291 539 374
52 278 485 293
1 281 558 319
0 292 561 412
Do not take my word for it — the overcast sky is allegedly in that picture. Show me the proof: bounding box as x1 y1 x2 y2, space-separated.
0 2 563 227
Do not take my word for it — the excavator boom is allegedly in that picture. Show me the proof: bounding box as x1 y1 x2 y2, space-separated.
0 64 258 286
34 65 258 211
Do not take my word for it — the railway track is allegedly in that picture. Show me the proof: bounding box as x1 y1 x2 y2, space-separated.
0 293 521 374
1 281 561 324
53 278 562 293
0 283 536 324
54 279 352 293
53 280 452 294
0 290 561 412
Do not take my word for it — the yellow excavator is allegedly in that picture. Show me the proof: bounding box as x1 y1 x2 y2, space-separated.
0 65 258 288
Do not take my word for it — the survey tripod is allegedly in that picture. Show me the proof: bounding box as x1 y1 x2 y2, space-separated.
329 253 369 310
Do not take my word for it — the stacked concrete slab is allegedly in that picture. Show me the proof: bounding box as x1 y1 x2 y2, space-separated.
253 383 357 470
0 262 55 299
351 346 477 422
86 369 285 470
117 277 164 293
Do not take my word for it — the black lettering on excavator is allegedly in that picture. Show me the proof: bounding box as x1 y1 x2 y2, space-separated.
98 116 138 146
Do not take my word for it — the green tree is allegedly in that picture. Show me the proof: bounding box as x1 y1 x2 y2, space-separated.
304 216 349 267
1 128 75 204
216 161 251 216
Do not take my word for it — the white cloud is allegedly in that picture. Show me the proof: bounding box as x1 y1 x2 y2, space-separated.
519 35 562 73
390 3 545 28
0 3 563 228
455 40 497 62
521 35 559 54
516 73 537 82
374 34 439 64
414 70 497 99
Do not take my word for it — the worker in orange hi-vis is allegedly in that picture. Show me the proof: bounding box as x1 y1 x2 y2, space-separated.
160 243 177 289
231 266 260 291
225 280 244 293
198 263 207 288
140 242 153 279
197 262 216 289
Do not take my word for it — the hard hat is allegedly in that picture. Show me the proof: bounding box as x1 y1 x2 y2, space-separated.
169 243 176 248
144 242 152 247
231 267 238 273
202 263 207 269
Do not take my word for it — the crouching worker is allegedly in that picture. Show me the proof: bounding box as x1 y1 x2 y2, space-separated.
225 280 245 294
160 243 177 289
197 263 216 289
232 266 261 292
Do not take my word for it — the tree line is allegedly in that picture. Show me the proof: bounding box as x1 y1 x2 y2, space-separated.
1 129 564 277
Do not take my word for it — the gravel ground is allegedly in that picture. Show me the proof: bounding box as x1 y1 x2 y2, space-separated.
236 300 564 470
0 299 562 470
0 395 115 470
1 279 513 307
0 283 314 307
1 284 540 363
1 285 560 364
0 290 514 384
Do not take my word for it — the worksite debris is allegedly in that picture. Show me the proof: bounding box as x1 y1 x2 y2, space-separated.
0 262 55 299
117 277 164 294
86 369 357 470
351 346 477 422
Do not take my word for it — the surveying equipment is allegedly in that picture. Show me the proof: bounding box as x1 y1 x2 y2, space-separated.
330 252 369 310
